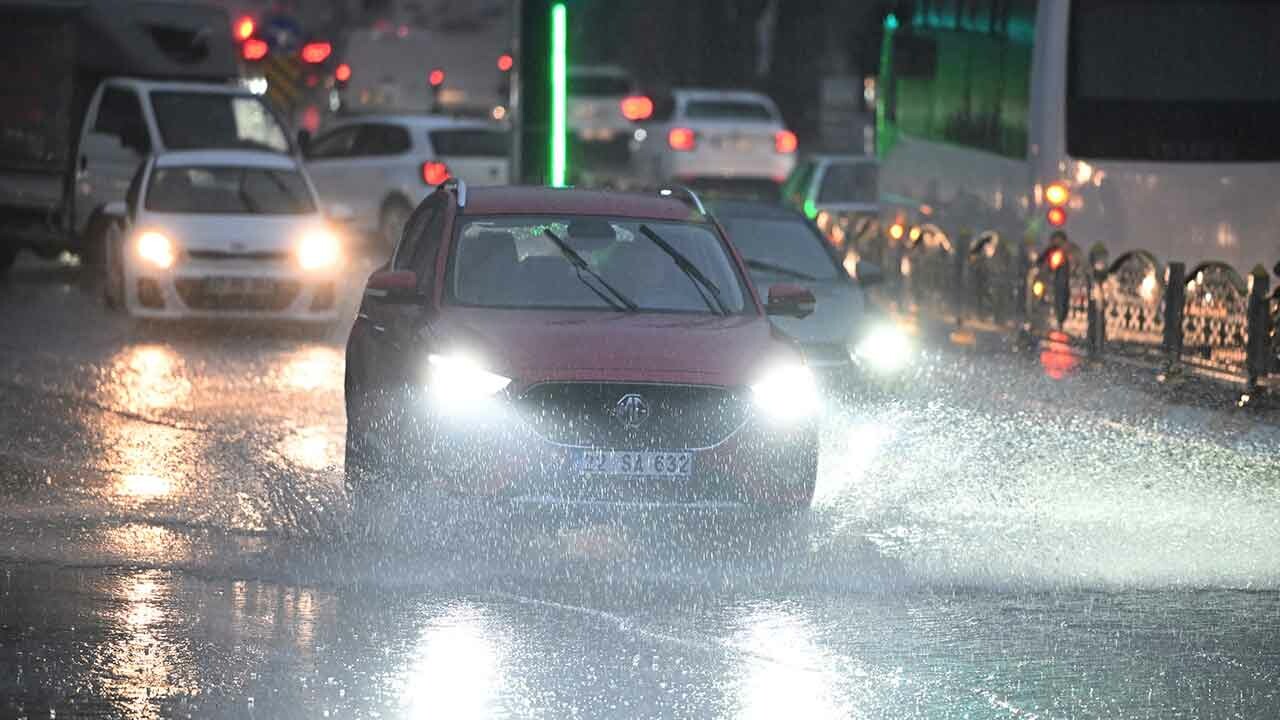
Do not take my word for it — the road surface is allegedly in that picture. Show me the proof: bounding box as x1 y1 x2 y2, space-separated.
2 255 1279 719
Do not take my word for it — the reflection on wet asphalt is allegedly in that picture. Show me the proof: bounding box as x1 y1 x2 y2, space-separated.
2 256 1279 718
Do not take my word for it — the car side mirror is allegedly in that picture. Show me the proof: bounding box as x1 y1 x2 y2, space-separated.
365 269 424 303
327 203 354 223
297 129 312 157
102 200 128 219
855 260 884 286
765 284 816 319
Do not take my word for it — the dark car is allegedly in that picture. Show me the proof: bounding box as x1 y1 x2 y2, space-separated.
344 182 821 514
708 199 912 376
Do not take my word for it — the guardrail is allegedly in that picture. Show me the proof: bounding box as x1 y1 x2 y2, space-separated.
850 226 1280 401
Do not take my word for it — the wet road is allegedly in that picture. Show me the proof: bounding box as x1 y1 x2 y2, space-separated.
2 256 1280 719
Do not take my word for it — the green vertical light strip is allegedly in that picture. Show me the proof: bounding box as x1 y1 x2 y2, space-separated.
549 2 568 187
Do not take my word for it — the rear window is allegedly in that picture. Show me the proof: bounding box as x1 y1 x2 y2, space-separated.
568 74 632 97
685 100 775 122
429 129 510 158
145 166 315 215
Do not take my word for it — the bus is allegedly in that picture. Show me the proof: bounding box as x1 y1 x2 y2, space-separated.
875 0 1280 277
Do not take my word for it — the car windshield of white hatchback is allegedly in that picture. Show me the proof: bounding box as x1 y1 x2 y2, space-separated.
145 166 316 215
450 216 748 314
684 100 775 121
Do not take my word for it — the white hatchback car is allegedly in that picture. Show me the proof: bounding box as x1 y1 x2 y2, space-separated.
101 150 345 323
302 115 509 252
630 89 797 195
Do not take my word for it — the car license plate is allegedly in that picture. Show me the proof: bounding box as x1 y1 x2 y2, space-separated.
575 450 693 476
205 277 274 295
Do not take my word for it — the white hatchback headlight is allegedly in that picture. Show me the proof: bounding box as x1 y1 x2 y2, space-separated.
135 230 177 269
426 353 512 407
854 324 913 373
296 227 342 271
751 363 819 422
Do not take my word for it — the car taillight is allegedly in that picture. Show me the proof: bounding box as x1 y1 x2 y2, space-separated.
774 129 798 154
1047 207 1067 228
233 16 255 43
1047 246 1067 270
422 161 450 186
1045 182 1069 207
668 127 696 152
300 41 332 64
620 95 654 121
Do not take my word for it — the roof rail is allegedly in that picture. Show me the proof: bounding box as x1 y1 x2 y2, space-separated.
441 177 468 208
657 185 707 216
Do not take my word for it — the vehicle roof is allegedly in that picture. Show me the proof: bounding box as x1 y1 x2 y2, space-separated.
704 199 806 221
115 79 254 95
322 114 505 131
463 187 700 221
153 150 300 170
567 65 631 77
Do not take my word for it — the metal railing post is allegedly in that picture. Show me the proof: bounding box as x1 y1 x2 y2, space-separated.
1087 244 1109 357
1245 265 1272 396
1162 261 1186 368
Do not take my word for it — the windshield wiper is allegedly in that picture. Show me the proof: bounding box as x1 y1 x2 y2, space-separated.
744 258 817 282
637 225 728 316
542 229 638 312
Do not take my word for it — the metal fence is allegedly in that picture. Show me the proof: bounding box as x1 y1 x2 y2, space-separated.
849 226 1280 397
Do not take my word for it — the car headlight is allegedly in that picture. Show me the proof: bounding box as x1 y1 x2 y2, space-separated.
426 353 512 407
855 323 913 373
751 363 819 422
135 230 176 269
296 227 342 271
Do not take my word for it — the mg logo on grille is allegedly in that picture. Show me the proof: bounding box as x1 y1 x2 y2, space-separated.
612 393 650 429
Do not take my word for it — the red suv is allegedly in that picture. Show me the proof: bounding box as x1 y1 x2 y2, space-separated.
344 181 820 513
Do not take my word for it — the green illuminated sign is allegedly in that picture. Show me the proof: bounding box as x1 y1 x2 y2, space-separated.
550 3 567 187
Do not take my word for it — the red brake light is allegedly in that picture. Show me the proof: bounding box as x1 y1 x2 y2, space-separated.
233 16 255 43
241 38 268 61
1047 207 1067 228
1047 246 1067 270
497 54 514 72
335 63 352 83
620 95 654 122
300 41 332 64
774 129 798 154
428 69 446 87
668 127 696 152
422 161 450 186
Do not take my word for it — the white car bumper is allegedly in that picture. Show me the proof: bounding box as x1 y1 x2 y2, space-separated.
123 257 343 322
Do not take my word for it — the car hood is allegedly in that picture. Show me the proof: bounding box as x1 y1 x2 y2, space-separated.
139 212 326 253
431 308 798 388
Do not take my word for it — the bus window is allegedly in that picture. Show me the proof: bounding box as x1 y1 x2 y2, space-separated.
1068 0 1280 162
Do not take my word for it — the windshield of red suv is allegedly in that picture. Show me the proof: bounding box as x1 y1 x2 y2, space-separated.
448 216 748 313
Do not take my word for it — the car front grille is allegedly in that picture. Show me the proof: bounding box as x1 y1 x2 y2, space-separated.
514 382 750 450
174 278 301 311
187 249 291 262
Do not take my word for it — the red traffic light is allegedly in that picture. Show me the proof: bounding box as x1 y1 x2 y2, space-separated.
242 37 268 61
421 161 450 186
428 69 446 87
233 16 255 42
335 63 352 83
300 41 332 64
619 95 654 121
497 54 514 72
1047 246 1067 271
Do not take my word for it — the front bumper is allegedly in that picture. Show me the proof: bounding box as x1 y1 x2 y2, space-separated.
382 387 818 507
123 257 342 322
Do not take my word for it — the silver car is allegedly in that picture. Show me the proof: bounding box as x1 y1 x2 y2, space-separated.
709 200 912 378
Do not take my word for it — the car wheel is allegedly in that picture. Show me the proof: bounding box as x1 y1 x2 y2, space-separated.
378 198 412 256
102 223 125 310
